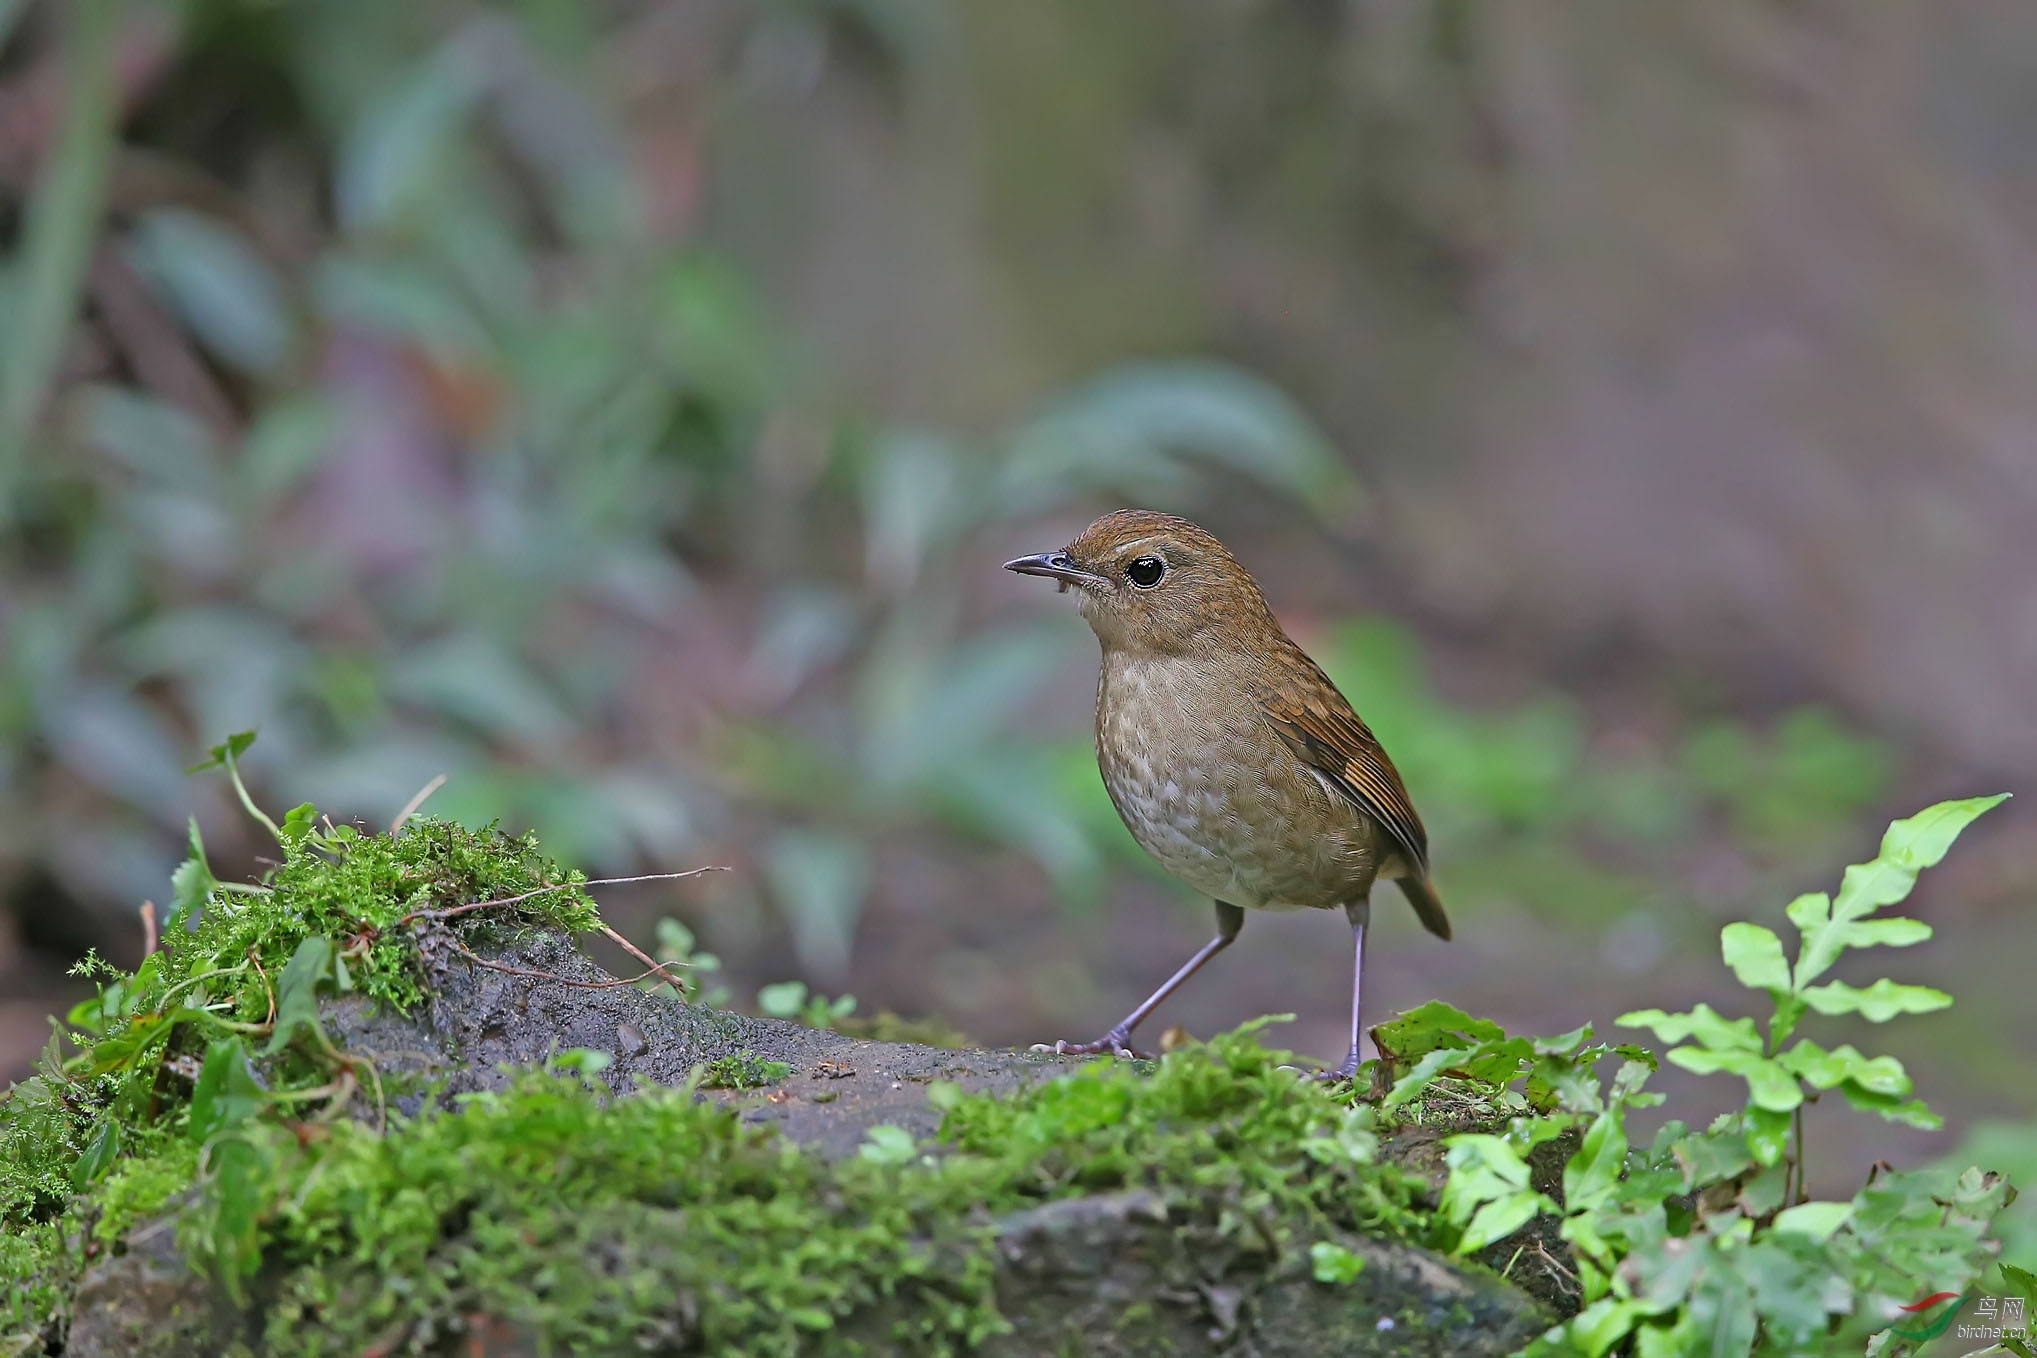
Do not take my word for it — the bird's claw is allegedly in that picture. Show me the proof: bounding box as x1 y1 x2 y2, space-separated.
1275 1061 1361 1086
1031 1034 1150 1061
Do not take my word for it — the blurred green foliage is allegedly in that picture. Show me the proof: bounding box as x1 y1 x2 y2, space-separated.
0 0 1359 970
0 0 1940 1061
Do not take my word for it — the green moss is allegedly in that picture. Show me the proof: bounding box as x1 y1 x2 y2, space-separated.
0 1220 67 1339
0 814 604 1344
178 1026 1424 1355
698 1053 793 1089
93 1145 199 1245
0 1067 98 1338
3 805 1439 1354
935 1019 1424 1238
188 817 598 1022
232 1070 999 1354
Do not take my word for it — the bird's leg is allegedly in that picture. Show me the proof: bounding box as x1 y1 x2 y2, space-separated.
1045 901 1244 1059
1315 898 1371 1083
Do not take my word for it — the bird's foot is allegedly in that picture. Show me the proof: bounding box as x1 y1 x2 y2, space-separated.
1299 1051 1367 1089
1031 1032 1149 1060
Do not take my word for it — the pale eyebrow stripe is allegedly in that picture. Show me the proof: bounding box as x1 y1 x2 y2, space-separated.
1113 535 1169 555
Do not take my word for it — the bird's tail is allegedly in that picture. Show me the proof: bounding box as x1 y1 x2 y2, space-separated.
1397 875 1453 941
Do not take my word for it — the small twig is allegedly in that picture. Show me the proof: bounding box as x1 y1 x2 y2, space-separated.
599 923 686 996
357 1052 387 1134
389 774 448 835
246 945 276 1028
447 938 677 991
393 867 728 928
1529 1242 1581 1300
195 1017 270 1035
1792 1104 1808 1207
138 899 158 958
267 1079 350 1105
307 1069 358 1124
156 962 248 1010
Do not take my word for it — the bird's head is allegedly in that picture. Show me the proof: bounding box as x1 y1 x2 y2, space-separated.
1003 509 1274 654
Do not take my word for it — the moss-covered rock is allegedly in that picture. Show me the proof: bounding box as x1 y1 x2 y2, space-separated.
48 925 1544 1355
8 812 1546 1355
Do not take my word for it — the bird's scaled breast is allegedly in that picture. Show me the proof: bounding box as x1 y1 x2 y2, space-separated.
1096 653 1375 911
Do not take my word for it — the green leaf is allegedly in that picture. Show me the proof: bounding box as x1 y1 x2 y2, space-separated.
1835 917 1932 948
1671 1130 1754 1191
1777 1040 1910 1096
1440 1133 1555 1253
547 1048 613 1076
278 802 319 846
70 1117 121 1188
1835 1085 1942 1129
1564 1109 1630 1213
198 1135 266 1294
166 816 217 930
1309 1240 1366 1284
1549 1298 1648 1358
127 208 296 376
186 729 284 841
189 1038 265 1143
1798 978 1952 1022
758 981 808 1019
1372 1000 1507 1059
1736 1162 1788 1216
1784 892 1830 933
238 397 338 505
65 992 106 1036
1617 1003 1762 1052
1530 1023 1597 1058
185 729 257 774
763 826 872 985
1743 1106 1793 1166
1457 1192 1549 1254
1633 1314 1705 1358
1665 1047 1802 1111
994 359 1359 518
1441 1134 1532 1200
858 1124 916 1166
79 1009 179 1076
1767 993 1808 1053
261 937 334 1056
1381 1047 1469 1111
1796 795 2006 986
1878 793 2011 870
1769 1201 1853 1240
1720 923 1790 993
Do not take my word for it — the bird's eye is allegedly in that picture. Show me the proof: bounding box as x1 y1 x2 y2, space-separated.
1125 556 1166 589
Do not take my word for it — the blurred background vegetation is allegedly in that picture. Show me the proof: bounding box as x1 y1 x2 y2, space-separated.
0 0 2029 1210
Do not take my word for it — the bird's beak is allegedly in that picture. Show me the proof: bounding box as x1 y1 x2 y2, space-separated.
1003 550 1103 592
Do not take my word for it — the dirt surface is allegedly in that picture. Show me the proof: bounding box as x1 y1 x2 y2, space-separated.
326 922 1071 1159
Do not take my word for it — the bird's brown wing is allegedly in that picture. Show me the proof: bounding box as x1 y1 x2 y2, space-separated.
1259 656 1430 878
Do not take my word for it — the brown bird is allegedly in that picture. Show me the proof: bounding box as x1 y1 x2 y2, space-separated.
1004 509 1450 1080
